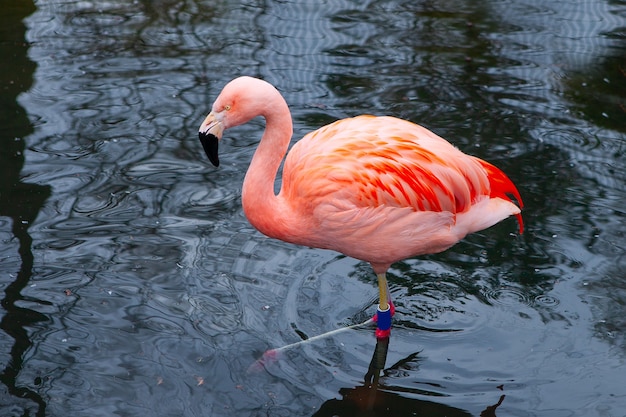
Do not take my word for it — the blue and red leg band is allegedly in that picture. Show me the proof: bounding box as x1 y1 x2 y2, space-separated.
374 304 392 339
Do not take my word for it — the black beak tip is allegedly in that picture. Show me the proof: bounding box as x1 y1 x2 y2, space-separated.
199 132 219 167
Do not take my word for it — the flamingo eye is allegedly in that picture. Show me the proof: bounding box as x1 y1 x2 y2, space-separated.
224 105 231 111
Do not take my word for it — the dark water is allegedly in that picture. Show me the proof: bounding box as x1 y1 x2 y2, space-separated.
1 0 625 416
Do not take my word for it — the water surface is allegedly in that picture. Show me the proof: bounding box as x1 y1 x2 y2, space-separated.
1 0 625 416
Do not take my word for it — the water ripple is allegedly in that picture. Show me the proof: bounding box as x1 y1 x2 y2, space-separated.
483 286 534 307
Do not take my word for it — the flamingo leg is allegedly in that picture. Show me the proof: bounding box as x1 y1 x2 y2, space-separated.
375 273 394 338
377 273 390 310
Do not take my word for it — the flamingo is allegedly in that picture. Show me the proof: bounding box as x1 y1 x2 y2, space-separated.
198 76 523 339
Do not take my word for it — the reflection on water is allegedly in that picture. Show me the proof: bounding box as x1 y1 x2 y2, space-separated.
311 337 487 417
0 2 50 416
0 0 624 416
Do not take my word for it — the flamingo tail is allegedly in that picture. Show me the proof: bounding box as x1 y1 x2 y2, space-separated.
478 159 524 234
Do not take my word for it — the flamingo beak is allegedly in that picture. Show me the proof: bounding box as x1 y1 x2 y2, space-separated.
198 111 223 167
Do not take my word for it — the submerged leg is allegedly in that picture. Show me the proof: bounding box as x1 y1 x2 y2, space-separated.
375 272 394 339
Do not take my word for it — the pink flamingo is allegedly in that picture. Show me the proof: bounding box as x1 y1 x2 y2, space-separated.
199 77 523 339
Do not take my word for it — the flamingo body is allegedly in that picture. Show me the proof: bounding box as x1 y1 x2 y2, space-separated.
199 76 523 337
279 115 522 273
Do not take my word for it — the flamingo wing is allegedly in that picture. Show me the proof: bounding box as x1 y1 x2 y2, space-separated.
282 116 522 223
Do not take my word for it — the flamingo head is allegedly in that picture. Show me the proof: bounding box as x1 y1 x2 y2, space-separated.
198 76 281 167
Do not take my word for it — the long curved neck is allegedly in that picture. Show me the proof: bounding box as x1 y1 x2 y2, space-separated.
241 95 294 240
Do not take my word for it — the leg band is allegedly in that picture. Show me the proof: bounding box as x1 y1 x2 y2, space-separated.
375 305 392 338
